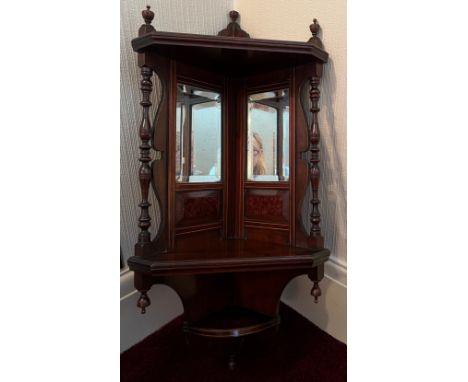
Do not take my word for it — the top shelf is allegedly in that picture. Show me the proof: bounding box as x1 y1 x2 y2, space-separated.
132 31 328 75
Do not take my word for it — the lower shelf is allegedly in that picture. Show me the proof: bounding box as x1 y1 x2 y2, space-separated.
183 306 280 338
128 239 330 276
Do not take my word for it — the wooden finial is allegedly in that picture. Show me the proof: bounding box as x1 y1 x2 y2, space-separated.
139 5 156 36
218 10 250 38
308 18 323 49
311 281 322 303
310 19 319 36
308 266 324 303
137 291 151 314
142 5 154 24
229 10 239 23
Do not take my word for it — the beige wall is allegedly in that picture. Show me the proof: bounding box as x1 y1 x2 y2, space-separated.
234 0 347 343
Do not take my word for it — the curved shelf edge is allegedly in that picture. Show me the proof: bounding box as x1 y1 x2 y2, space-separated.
182 306 280 338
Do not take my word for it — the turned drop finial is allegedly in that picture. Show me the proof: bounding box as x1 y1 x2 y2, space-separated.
308 18 323 49
137 291 151 314
229 10 239 23
311 281 322 303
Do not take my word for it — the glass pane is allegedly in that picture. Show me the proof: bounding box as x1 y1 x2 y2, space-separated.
176 84 222 183
247 89 289 181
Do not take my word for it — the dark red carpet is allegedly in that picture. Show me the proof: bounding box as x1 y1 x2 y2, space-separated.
121 303 346 382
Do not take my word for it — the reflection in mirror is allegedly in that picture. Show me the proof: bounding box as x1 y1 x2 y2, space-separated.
247 89 289 181
176 84 222 183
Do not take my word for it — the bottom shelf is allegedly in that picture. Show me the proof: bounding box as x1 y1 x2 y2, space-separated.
183 306 280 338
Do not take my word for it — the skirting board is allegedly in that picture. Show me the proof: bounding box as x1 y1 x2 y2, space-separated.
120 259 347 352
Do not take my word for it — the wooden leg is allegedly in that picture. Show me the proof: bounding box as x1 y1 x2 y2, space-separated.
227 337 244 370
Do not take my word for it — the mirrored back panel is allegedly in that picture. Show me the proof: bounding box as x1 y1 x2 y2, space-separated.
176 83 222 183
246 89 289 182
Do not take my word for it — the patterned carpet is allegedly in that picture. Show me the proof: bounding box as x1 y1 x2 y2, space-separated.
121 303 346 382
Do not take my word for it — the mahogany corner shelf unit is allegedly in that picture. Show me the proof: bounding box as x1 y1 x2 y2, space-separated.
126 7 331 360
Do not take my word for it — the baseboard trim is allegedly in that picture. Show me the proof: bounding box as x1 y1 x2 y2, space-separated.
120 269 136 299
325 256 347 287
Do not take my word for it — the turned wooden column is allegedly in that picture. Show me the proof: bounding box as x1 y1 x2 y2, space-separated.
137 65 153 248
135 65 154 314
307 18 325 249
309 74 322 239
307 19 325 302
134 6 158 313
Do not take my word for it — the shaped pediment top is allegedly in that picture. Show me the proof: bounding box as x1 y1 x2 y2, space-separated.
218 10 250 38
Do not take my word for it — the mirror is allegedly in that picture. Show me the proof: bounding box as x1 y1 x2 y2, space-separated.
176 84 222 183
247 89 289 181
